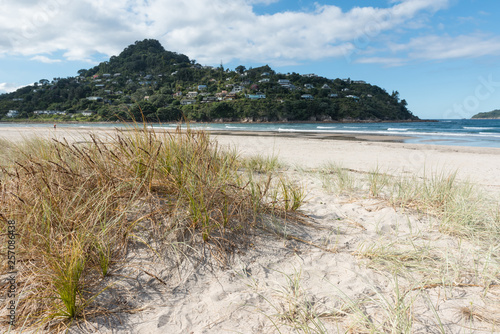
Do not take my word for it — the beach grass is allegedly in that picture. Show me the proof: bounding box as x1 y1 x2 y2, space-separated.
318 163 500 245
318 162 358 195
241 153 283 174
0 125 305 330
257 267 344 334
311 162 500 333
367 165 390 197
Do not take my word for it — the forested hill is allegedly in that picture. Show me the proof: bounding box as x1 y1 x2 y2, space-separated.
0 39 418 122
472 110 500 119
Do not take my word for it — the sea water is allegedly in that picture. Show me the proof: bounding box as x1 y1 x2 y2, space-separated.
2 119 500 148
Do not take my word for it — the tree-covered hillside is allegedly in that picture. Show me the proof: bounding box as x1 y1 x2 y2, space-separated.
472 110 500 119
0 39 418 122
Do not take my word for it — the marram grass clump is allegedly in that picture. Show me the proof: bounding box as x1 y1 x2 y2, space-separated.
0 126 304 331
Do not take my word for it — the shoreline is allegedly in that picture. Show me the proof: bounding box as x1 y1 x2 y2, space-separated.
207 130 412 142
1 126 500 189
4 120 500 150
211 131 500 191
0 118 435 125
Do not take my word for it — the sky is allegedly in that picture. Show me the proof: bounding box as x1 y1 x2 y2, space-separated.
1 0 500 120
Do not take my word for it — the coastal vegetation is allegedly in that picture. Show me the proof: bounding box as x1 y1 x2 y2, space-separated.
305 164 500 332
0 39 417 123
0 126 304 331
472 109 500 119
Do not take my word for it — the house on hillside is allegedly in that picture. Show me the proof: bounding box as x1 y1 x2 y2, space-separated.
87 96 103 102
232 86 244 93
180 99 197 105
282 84 296 90
225 93 237 101
246 92 266 100
6 110 19 117
216 91 228 100
202 96 217 103
301 94 314 100
33 110 66 115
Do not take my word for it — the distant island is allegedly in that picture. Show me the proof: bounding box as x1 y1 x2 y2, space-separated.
471 110 500 119
0 39 419 123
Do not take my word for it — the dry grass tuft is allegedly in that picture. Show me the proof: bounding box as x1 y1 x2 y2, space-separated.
0 125 305 331
459 303 500 325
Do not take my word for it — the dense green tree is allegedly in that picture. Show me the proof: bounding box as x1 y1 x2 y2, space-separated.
235 65 246 74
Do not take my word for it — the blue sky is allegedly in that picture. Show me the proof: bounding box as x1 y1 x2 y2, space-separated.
1 0 500 119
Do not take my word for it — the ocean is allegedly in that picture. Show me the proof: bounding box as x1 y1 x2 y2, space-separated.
2 119 500 148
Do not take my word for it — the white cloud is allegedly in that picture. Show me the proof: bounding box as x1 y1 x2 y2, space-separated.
355 57 407 67
30 55 62 63
353 33 500 66
0 0 453 66
396 33 500 59
245 0 280 4
0 83 24 93
406 34 500 60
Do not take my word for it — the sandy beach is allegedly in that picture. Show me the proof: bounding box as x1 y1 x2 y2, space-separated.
213 130 500 191
2 126 500 333
2 126 500 188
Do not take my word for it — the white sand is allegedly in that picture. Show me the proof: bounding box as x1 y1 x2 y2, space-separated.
213 133 500 191
3 126 500 189
2 127 500 333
